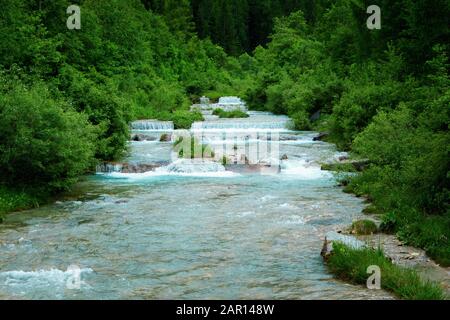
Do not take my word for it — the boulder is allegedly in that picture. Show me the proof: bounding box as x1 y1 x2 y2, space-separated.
313 132 329 141
97 162 166 174
131 134 157 142
121 163 161 173
159 133 172 142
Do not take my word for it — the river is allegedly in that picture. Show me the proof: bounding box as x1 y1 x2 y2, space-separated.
0 111 393 299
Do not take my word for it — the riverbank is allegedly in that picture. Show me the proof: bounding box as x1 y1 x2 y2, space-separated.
324 241 446 300
345 184 450 268
318 155 449 299
358 233 450 294
0 186 47 222
319 154 450 268
322 216 449 299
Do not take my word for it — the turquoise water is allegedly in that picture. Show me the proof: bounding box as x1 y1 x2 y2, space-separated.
0 113 392 299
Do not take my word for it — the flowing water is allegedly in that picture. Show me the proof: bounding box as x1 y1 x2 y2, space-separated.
0 112 393 300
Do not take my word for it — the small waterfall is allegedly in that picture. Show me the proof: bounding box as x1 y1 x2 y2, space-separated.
191 120 291 130
203 115 220 121
218 96 245 105
246 111 273 116
280 159 331 179
131 120 174 131
160 159 226 174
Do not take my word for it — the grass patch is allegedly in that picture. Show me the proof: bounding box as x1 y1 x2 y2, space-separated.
327 242 446 300
362 204 382 215
213 108 249 119
351 220 378 235
393 213 450 267
0 186 43 221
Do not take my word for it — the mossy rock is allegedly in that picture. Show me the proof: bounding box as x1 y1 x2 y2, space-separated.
350 220 378 235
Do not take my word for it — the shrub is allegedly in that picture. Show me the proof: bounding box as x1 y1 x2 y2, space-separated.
0 81 96 192
212 108 249 118
330 81 408 149
170 110 204 129
291 110 311 130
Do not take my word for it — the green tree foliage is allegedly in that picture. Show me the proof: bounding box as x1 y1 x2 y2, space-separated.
190 0 331 55
0 0 246 198
0 76 95 192
141 0 195 35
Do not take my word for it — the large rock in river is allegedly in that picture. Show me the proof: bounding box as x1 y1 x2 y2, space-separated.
97 162 166 173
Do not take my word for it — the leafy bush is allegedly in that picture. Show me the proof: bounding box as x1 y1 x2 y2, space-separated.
58 66 131 161
0 81 96 192
170 110 204 129
330 81 409 150
291 110 311 130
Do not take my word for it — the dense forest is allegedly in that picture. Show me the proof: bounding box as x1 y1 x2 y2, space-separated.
0 0 448 265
